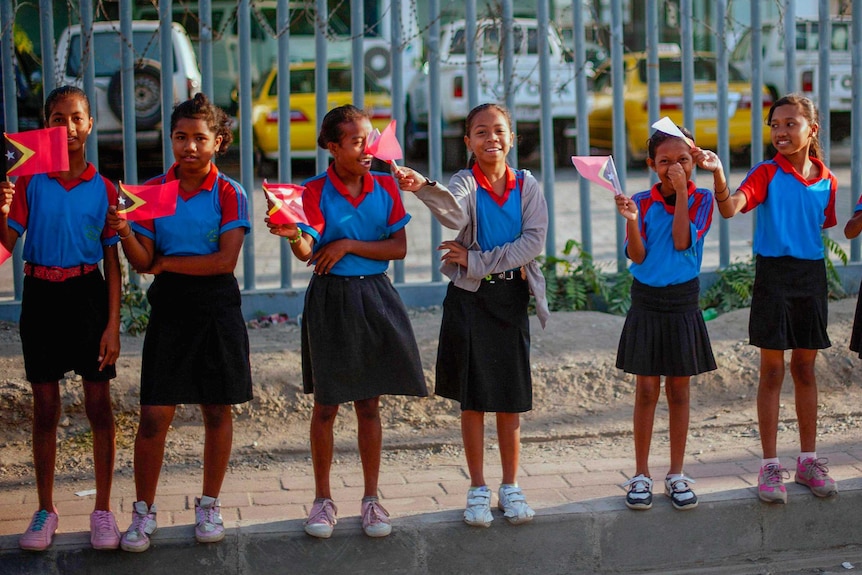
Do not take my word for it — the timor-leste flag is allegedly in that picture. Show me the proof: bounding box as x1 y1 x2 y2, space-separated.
571 155 624 196
0 242 10 266
5 127 70 177
116 180 180 221
262 180 307 225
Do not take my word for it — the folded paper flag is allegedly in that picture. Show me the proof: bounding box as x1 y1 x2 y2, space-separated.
651 116 695 147
365 120 403 163
571 155 623 195
263 180 307 225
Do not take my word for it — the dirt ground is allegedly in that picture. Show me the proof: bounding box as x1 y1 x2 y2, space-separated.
2 298 862 481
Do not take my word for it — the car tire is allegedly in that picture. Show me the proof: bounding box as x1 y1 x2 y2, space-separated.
107 60 163 131
442 135 466 171
364 45 391 81
554 119 575 168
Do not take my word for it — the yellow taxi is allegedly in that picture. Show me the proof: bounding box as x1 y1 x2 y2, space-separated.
251 62 392 174
588 45 773 164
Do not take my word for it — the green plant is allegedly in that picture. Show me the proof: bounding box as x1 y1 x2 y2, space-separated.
120 282 150 335
699 256 756 314
823 234 848 299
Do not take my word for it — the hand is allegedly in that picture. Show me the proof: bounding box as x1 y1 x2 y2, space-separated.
393 165 428 193
615 194 638 221
107 205 131 237
667 163 688 193
692 147 722 173
265 218 300 240
309 238 350 274
438 240 467 267
97 327 120 371
0 181 14 216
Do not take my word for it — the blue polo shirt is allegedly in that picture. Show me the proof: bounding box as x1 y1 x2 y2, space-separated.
474 164 524 250
739 154 837 260
8 164 119 267
299 166 410 276
627 181 713 287
132 163 250 256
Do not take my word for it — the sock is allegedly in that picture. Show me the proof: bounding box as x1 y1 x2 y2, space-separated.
500 483 518 489
761 457 780 468
799 452 817 462
199 495 217 507
469 485 488 492
666 473 684 481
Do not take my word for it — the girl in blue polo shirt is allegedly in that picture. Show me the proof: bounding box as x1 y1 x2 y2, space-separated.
395 103 549 528
265 105 426 539
614 127 718 512
108 93 252 551
0 86 122 551
716 94 838 504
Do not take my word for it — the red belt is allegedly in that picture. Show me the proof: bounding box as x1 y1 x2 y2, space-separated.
24 263 99 282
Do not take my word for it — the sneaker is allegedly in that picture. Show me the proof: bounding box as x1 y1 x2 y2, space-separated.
360 496 392 538
90 509 121 550
304 498 337 538
497 484 535 525
195 496 225 543
19 507 59 551
463 486 493 527
664 474 698 510
758 463 789 504
795 457 838 498
120 501 157 552
622 474 653 510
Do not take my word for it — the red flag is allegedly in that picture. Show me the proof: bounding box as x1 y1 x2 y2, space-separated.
0 242 10 266
263 180 307 225
4 127 70 177
365 120 403 162
116 180 180 221
571 156 623 195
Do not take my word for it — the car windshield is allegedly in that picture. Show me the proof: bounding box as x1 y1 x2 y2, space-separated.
449 25 543 56
636 57 746 83
267 68 388 96
66 29 175 77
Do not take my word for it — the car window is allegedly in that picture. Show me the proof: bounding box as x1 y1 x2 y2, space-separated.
66 30 176 78
636 57 745 83
268 68 389 96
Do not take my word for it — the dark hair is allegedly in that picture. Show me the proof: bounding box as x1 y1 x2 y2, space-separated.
44 85 91 122
647 124 694 160
170 93 233 156
317 104 370 149
767 93 821 160
464 103 514 167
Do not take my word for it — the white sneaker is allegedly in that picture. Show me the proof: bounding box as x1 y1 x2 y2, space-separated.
497 484 535 525
463 486 493 527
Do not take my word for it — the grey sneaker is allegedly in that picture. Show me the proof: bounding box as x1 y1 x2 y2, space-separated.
120 501 157 552
497 484 535 525
664 474 698 510
463 486 493 527
623 474 653 510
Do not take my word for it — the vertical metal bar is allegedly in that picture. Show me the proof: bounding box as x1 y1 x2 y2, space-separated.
680 0 694 131
646 0 659 186
818 0 831 159
537 0 554 259
159 0 174 168
199 0 214 100
502 0 516 167
465 0 478 110
39 0 56 95
428 0 442 282
120 0 138 185
81 0 99 168
315 0 329 172
0 0 22 299
784 0 796 94
573 0 591 255
750 0 763 241
611 0 626 272
391 1 405 283
716 0 730 268
351 0 364 107
238 0 255 289
277 0 293 287
851 0 861 262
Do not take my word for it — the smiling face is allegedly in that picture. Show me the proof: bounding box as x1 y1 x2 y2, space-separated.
463 107 514 167
46 95 93 156
170 116 222 174
327 117 375 178
769 102 817 158
647 137 693 195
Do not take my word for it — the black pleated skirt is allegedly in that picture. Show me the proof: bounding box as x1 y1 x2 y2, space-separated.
851 279 862 357
301 273 427 405
749 255 830 350
435 277 532 413
141 272 253 405
616 277 716 376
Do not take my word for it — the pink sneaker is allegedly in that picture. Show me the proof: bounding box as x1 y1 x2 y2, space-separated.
360 496 392 538
795 457 838 498
304 498 337 538
90 510 121 550
758 463 789 504
194 496 225 543
19 507 59 551
120 501 157 553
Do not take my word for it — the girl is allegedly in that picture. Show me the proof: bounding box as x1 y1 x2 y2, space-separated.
107 93 253 551
0 86 122 550
395 103 549 527
715 93 838 503
614 127 718 511
266 105 426 539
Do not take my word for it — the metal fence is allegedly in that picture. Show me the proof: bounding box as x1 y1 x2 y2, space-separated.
1 0 861 316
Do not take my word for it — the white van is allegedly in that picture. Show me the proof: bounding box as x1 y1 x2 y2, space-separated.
731 17 852 140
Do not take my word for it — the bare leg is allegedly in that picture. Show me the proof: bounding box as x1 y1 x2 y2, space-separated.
757 349 786 459
83 380 116 511
133 405 176 505
665 376 691 476
789 349 819 453
496 412 521 485
354 397 382 498
461 410 486 487
632 375 661 477
309 402 339 499
31 382 61 511
200 404 233 498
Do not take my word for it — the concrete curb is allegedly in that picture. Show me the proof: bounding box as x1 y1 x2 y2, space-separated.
3 479 862 574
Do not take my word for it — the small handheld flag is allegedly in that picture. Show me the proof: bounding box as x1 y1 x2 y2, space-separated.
571 155 623 196
365 120 403 164
4 127 70 177
262 180 307 225
117 180 180 221
651 117 695 147
0 242 10 266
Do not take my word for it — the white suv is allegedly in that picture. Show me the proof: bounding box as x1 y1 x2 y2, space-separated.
56 20 202 149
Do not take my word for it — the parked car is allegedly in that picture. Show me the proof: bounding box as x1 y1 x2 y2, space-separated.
250 62 392 176
730 17 852 141
588 45 772 165
56 20 201 150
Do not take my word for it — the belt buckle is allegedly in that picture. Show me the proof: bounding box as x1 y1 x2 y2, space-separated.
503 270 515 280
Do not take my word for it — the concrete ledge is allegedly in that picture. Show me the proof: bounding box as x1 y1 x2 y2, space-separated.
3 479 862 574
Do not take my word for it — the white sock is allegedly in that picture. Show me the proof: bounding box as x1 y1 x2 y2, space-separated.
761 457 780 468
799 452 817 462
200 495 217 507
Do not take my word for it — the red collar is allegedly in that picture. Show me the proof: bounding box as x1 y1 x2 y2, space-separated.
165 162 219 200
773 153 830 185
48 162 97 191
649 180 696 212
327 164 374 206
472 164 516 206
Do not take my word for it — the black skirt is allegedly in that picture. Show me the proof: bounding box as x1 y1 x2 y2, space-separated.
301 273 427 405
435 277 532 413
141 272 253 405
616 277 716 376
749 255 830 350
851 279 862 357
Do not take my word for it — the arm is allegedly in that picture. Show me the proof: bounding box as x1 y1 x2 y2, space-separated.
151 227 246 276
691 146 745 219
311 228 407 275
615 194 645 264
845 210 862 239
0 180 19 253
394 165 468 230
98 243 121 371
266 220 315 262
107 207 156 271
